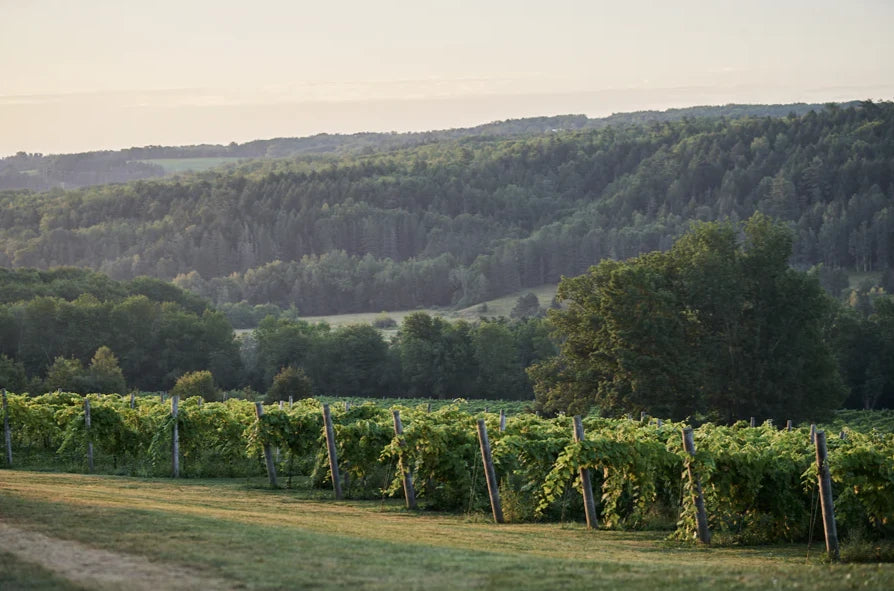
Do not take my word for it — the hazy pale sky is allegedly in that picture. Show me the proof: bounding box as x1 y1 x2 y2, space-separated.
1 0 892 156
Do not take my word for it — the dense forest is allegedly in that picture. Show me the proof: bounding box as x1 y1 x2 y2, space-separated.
0 268 554 400
0 101 890 316
0 103 837 191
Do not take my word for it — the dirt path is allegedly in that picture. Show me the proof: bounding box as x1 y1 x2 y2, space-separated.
0 521 237 591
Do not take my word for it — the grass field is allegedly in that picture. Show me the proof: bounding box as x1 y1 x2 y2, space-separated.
139 157 245 174
293 284 560 332
1 471 891 590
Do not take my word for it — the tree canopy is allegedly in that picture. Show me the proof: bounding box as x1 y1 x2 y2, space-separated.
0 102 891 315
534 214 846 422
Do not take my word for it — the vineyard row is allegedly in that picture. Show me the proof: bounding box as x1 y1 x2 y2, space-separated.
2 390 893 546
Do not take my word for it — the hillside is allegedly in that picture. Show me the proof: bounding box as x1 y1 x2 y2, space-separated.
0 102 843 192
0 101 891 315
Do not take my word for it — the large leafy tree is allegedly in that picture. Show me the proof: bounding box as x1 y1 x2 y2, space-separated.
535 214 845 421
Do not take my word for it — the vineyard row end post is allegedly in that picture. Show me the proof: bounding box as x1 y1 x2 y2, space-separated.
172 394 180 478
392 410 417 509
476 419 504 524
815 430 840 560
3 389 12 467
573 415 598 529
682 427 710 544
322 404 343 500
85 397 94 473
255 402 278 488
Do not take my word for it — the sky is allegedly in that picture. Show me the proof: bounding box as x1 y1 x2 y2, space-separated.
1 0 892 156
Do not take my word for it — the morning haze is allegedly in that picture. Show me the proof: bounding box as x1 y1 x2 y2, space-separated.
1 0 891 155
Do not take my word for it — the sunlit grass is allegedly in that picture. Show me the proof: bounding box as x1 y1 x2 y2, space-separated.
138 157 244 174
1 471 892 590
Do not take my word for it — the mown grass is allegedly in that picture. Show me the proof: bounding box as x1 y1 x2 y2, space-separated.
293 284 560 331
139 157 244 174
1 471 892 590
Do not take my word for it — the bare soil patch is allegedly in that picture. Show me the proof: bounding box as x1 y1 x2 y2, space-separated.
0 521 235 591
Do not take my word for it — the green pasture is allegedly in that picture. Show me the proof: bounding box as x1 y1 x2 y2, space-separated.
2 472 891 590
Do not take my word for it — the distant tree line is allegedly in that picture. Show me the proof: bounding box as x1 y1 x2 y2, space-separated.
0 268 554 401
531 215 894 420
1 102 889 315
0 266 891 416
0 103 834 191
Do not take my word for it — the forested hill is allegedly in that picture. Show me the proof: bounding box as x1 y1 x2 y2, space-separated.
0 102 843 192
0 101 891 315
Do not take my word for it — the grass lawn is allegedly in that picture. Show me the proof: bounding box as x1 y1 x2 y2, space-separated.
278 284 560 335
138 157 244 174
1 471 891 590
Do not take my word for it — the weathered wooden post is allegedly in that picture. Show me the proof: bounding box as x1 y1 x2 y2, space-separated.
640 411 647 422
279 401 284 411
322 404 343 500
160 391 166 403
749 416 756 427
814 431 839 560
573 416 598 529
345 401 351 411
172 395 180 478
682 427 710 544
499 409 506 432
392 410 417 509
3 389 12 467
476 419 503 523
427 403 432 413
129 392 135 409
809 424 816 444
288 395 293 409
84 397 94 473
786 420 793 431
255 402 278 487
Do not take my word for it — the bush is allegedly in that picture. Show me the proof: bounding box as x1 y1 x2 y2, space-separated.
266 366 313 403
171 370 218 401
372 313 397 329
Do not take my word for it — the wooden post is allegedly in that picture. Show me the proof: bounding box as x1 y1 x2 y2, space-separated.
426 403 432 413
322 404 343 500
682 428 710 544
640 411 647 422
815 431 839 560
392 410 417 509
345 401 351 411
279 401 284 410
786 420 792 431
810 424 816 444
3 389 12 467
288 395 293 409
160 391 165 403
129 392 135 409
749 416 756 427
573 416 598 529
657 419 663 428
499 409 506 432
476 419 504 523
255 403 278 487
171 395 180 478
84 397 94 473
